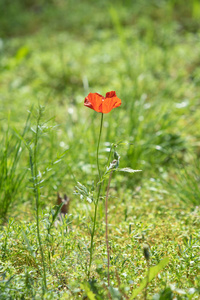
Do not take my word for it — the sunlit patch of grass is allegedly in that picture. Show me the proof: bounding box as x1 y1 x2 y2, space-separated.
166 156 200 206
0 120 30 222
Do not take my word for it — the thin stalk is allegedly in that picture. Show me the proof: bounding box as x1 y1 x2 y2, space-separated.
97 113 104 181
88 184 102 278
105 170 113 286
88 112 104 278
144 260 150 300
30 108 47 291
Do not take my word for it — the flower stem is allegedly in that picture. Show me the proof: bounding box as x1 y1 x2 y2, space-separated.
97 113 104 181
144 260 150 300
88 112 104 278
105 170 113 286
88 184 102 278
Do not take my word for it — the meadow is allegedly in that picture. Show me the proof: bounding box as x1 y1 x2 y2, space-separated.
0 0 200 299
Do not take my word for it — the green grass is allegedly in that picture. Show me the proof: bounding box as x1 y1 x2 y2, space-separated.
0 0 200 299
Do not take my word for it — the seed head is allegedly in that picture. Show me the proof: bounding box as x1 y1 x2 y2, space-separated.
143 243 150 261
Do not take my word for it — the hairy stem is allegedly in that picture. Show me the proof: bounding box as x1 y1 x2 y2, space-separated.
88 112 104 278
96 113 104 181
105 170 113 286
144 260 150 300
88 184 102 278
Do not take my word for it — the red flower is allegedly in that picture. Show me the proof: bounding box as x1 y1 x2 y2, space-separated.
84 91 121 114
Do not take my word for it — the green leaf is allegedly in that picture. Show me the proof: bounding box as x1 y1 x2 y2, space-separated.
74 182 93 203
130 257 169 299
12 127 31 151
47 203 64 235
117 168 142 173
22 230 36 260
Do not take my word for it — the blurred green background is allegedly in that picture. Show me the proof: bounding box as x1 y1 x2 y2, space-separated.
0 0 200 214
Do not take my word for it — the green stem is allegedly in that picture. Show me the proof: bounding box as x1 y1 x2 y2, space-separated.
31 107 47 292
88 184 102 278
88 113 104 278
105 170 113 286
144 261 150 300
96 113 104 181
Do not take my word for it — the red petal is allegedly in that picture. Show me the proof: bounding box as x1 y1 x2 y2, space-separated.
102 93 121 113
105 91 117 98
84 93 103 112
